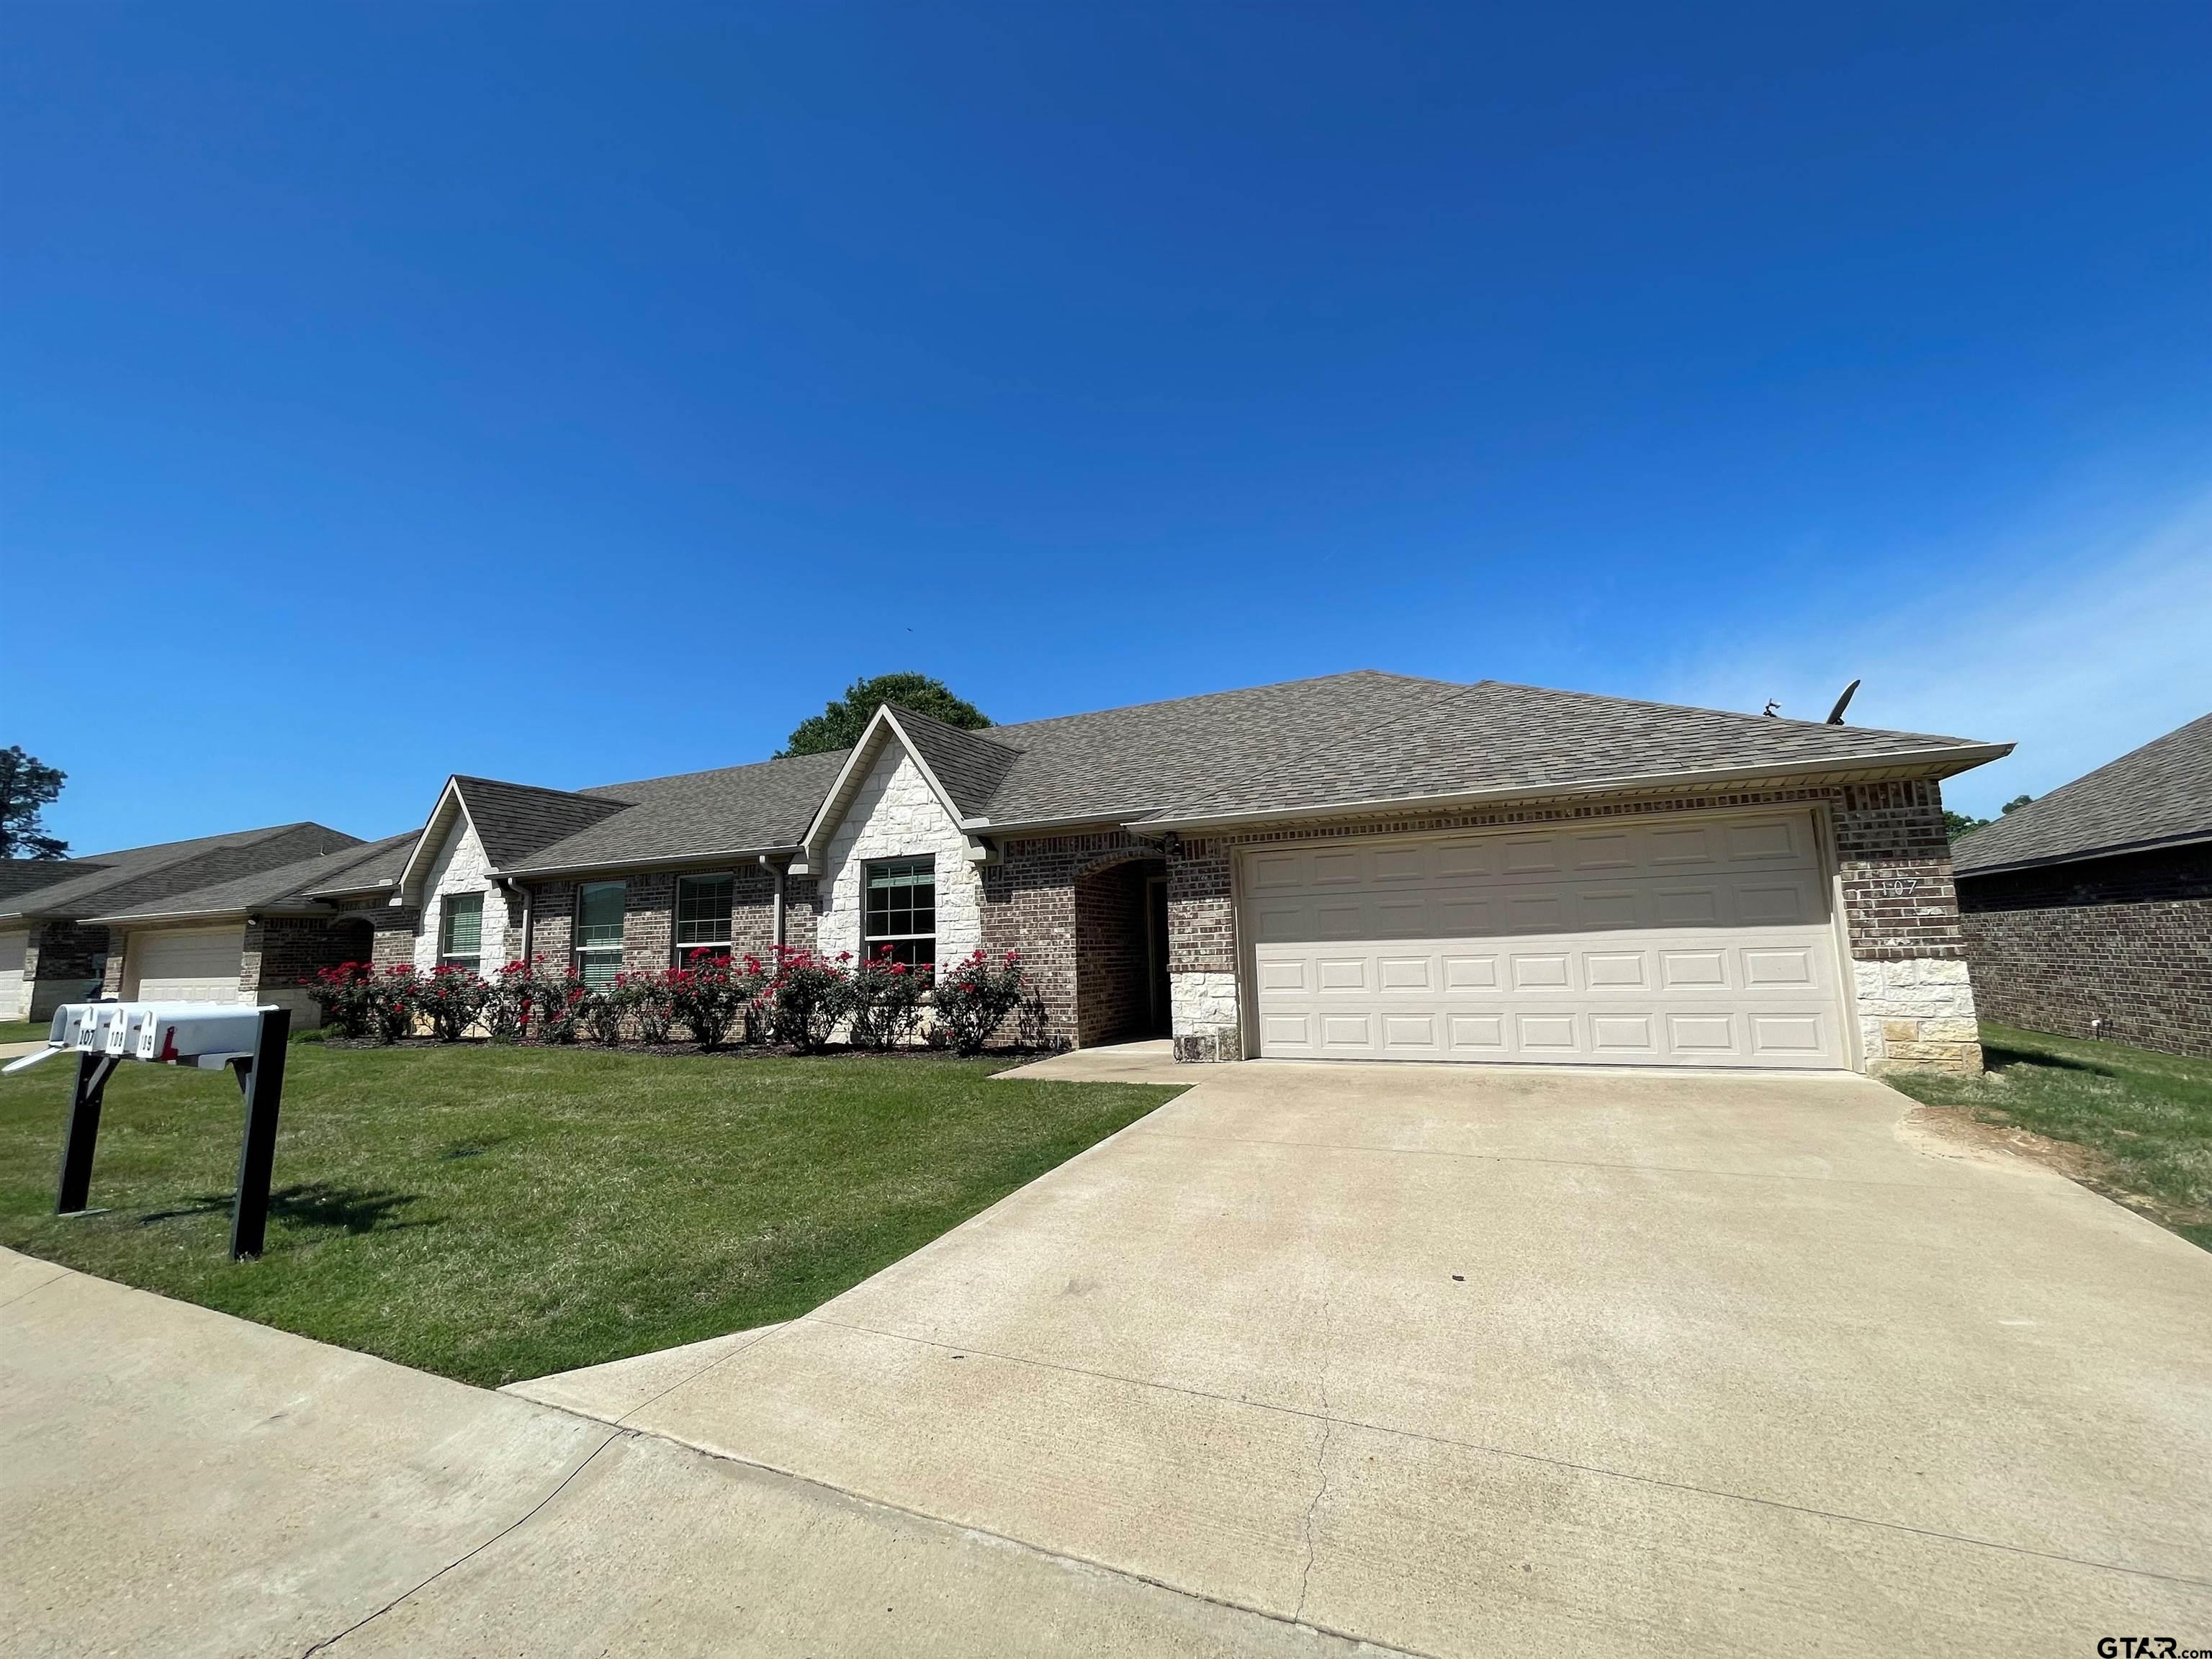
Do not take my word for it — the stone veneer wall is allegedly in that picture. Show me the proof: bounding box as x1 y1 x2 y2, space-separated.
1155 779 1982 1071
414 815 498 973
1958 843 2212 1058
816 747 983 967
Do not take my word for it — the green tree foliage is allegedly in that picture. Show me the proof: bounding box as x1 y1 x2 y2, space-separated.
782 673 991 757
1946 793 2034 842
0 746 68 859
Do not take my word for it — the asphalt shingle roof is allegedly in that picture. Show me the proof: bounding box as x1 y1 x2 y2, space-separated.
500 750 852 875
1138 678 1994 824
0 823 364 922
449 777 631 868
1953 711 2212 876
462 672 2005 875
91 833 418 923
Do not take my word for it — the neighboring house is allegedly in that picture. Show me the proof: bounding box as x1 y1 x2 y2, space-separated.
351 672 2008 1074
88 833 416 1024
0 823 364 1020
1954 712 2212 1059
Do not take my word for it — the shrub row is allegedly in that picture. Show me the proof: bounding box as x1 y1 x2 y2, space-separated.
305 947 1041 1056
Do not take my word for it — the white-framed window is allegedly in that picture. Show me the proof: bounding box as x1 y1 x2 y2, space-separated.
575 881 626 988
863 858 935 968
439 893 484 972
675 873 734 964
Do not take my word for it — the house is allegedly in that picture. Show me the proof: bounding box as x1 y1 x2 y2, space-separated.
0 822 365 1020
1954 711 2212 1058
352 672 2008 1074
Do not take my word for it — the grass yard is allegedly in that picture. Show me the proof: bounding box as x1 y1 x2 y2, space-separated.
1 1019 50 1044
1887 1021 2212 1251
0 1041 1181 1385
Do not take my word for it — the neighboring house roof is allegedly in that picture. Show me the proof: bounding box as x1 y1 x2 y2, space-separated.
1953 711 2212 877
500 750 852 876
0 858 111 904
87 833 418 925
0 823 364 923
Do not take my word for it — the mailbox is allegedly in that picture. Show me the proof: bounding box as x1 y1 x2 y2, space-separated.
7 1001 292 1260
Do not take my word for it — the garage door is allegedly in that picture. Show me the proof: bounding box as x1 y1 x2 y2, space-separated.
1244 811 1847 1069
132 927 246 1004
0 931 24 1020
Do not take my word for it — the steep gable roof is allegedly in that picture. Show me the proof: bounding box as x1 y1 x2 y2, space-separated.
451 776 630 868
1954 711 2212 876
888 707 1021 818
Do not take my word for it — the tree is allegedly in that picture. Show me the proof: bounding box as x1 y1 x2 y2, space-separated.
0 747 69 859
1945 794 2034 842
781 673 991 757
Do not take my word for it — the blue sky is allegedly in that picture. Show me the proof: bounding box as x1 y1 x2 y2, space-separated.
6 2 2208 852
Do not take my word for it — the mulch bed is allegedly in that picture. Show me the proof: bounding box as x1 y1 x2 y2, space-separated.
312 1035 1066 1062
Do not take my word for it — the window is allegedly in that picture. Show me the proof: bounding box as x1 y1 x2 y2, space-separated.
675 873 734 963
575 881 626 987
439 893 483 971
863 858 935 968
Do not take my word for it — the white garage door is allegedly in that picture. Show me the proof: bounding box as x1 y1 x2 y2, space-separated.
1245 811 1848 1069
132 927 246 1004
0 931 25 1021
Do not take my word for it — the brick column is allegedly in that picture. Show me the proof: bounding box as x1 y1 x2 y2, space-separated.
1166 837 1240 1062
1835 782 1983 1074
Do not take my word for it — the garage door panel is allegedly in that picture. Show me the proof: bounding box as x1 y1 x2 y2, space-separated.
0 931 27 1021
132 927 246 1004
1246 811 1845 1070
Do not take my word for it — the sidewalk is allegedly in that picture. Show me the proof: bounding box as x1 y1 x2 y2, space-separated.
0 1247 1371 1658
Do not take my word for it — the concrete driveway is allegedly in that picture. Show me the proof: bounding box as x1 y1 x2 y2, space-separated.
6 1059 2210 1655
518 1060 2212 1655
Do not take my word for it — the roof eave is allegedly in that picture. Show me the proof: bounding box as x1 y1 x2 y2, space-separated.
1954 827 2212 881
1139 743 2016 834
493 845 803 883
86 904 333 927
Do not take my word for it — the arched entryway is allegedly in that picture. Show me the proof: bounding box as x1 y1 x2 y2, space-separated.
1073 855 1169 1047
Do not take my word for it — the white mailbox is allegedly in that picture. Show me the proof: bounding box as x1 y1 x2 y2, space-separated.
12 1000 295 1260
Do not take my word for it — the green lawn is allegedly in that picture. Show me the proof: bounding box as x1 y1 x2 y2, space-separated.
0 1019 49 1044
0 1043 1180 1385
1886 1022 2212 1251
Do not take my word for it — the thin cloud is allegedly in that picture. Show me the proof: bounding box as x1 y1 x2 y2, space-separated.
1662 487 2212 817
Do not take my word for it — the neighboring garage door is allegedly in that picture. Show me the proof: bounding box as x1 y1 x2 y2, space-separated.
0 931 24 1020
132 927 246 1004
1245 811 1848 1069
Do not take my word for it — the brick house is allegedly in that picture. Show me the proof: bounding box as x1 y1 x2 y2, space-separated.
354 673 2007 1074
0 823 365 1020
1954 712 2211 1059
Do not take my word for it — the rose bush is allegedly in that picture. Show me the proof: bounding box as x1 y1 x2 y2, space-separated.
665 953 753 1050
415 964 492 1043
485 960 534 1043
755 947 850 1052
847 949 927 1050
303 962 377 1039
371 965 421 1043
932 950 1028 1056
622 970 677 1046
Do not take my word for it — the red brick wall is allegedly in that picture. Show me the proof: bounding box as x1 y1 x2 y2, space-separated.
1075 856 1163 1046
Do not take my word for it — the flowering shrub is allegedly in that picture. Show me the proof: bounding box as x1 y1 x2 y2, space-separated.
665 953 754 1051
372 965 421 1044
622 971 677 1046
933 950 1029 1056
756 947 851 1052
847 949 927 1050
304 962 378 1038
516 961 588 1044
416 965 492 1043
485 961 534 1043
580 984 629 1046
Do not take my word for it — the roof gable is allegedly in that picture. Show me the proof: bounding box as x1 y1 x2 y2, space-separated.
1954 711 2212 875
799 706 1012 864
